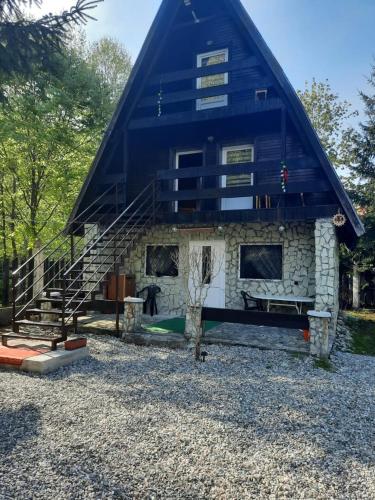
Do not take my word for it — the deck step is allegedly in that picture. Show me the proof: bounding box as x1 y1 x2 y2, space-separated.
2 333 64 351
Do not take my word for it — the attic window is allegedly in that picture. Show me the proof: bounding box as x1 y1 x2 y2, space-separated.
196 49 228 111
255 89 268 101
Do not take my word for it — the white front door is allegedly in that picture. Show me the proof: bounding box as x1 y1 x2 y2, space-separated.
221 145 254 210
188 240 226 308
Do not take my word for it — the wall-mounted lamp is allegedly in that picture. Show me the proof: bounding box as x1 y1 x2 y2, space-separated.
279 225 286 233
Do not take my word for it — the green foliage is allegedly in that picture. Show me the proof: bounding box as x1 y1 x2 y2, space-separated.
0 34 131 259
297 78 358 169
348 63 375 271
87 36 132 106
313 358 335 372
346 311 375 356
0 0 103 100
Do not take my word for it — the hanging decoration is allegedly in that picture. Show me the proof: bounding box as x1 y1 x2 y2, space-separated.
280 161 289 193
332 210 347 227
157 81 163 118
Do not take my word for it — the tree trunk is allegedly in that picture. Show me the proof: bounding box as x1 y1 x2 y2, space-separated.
2 259 10 306
353 265 360 310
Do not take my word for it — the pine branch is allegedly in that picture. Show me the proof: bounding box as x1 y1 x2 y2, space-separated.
0 0 103 87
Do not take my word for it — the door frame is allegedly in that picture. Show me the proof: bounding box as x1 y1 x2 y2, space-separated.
220 144 254 211
174 149 203 213
188 240 226 309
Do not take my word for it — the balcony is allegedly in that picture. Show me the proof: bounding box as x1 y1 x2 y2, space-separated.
155 158 338 224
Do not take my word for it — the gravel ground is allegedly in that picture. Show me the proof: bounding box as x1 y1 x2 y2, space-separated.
1 336 375 499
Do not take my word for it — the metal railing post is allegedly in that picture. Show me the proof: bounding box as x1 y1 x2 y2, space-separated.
12 271 17 333
114 184 120 337
61 272 67 341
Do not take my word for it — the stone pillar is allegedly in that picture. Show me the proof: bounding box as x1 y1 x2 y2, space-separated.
185 305 202 345
123 297 144 337
352 265 360 310
308 310 332 358
314 218 340 338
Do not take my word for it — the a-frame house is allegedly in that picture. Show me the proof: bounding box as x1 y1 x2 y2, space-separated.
7 0 364 352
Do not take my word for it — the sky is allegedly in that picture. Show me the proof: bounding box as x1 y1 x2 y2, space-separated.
30 0 375 124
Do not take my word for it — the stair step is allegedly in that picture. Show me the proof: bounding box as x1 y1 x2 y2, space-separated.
26 308 84 317
37 298 92 306
47 288 92 294
15 319 64 328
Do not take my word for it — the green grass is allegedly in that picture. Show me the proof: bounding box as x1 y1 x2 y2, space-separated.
143 317 221 335
314 358 335 372
346 310 375 356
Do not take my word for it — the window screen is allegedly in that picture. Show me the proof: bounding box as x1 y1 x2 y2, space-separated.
240 245 282 280
146 246 179 277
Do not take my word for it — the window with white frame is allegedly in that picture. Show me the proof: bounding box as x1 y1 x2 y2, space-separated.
196 49 228 111
239 245 283 280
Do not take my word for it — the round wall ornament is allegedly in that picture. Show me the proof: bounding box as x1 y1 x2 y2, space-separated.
332 211 347 227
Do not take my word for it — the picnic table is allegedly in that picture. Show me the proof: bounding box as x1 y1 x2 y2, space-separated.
251 293 315 315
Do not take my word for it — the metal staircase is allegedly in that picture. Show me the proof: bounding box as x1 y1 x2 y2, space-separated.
3 182 158 350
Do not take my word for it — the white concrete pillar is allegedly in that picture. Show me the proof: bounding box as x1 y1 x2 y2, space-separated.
123 297 144 336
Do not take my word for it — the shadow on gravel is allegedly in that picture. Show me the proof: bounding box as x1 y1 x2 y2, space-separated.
0 404 41 454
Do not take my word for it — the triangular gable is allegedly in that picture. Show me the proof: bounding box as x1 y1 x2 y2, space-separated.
68 0 364 239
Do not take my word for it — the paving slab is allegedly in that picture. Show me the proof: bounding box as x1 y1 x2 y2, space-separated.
21 347 89 374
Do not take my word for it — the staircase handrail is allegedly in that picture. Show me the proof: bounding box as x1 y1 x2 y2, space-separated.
65 208 158 321
12 184 117 277
14 197 111 290
13 225 116 320
65 190 154 291
63 180 155 279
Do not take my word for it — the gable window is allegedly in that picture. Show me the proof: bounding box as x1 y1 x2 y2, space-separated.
146 245 179 277
196 49 228 111
255 89 268 101
240 245 283 280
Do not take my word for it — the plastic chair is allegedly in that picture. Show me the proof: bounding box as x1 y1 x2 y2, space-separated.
137 285 161 317
241 291 263 311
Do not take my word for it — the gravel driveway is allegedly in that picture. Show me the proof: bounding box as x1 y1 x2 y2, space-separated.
1 336 375 499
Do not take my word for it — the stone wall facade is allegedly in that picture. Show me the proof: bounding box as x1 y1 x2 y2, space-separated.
125 222 316 315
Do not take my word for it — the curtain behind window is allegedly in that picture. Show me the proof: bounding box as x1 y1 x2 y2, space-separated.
240 245 282 280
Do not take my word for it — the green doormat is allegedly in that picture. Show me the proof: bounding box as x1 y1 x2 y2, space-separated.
144 317 221 335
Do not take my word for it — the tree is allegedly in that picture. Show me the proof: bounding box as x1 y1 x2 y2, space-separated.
87 37 132 105
173 247 223 361
349 63 375 272
0 0 102 99
0 42 113 258
297 79 358 169
0 33 132 265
